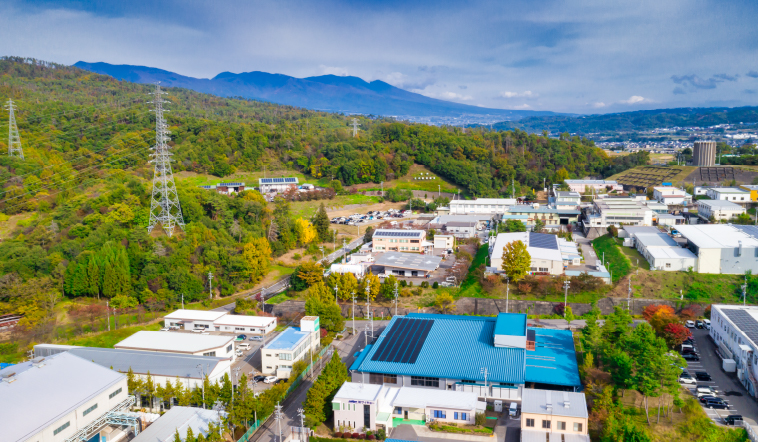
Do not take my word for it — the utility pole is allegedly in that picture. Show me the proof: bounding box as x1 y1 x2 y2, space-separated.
197 364 206 409
251 379 258 424
274 402 284 442
627 277 632 310
319 245 325 264
147 83 185 237
505 277 510 314
480 367 489 403
394 281 399 317
743 274 748 306
366 284 374 339
335 284 339 304
106 301 110 332
438 184 441 199
563 280 570 317
181 293 184 309
232 367 241 406
5 99 24 159
351 118 360 137
352 292 357 336
208 271 214 300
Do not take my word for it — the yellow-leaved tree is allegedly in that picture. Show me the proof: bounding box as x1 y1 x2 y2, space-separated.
359 273 381 301
242 237 272 283
501 240 531 281
294 218 318 245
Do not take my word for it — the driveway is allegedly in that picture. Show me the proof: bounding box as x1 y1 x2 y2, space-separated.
573 230 598 267
687 327 758 426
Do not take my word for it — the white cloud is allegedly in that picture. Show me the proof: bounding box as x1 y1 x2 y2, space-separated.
422 91 474 101
592 102 607 108
319 65 349 76
499 91 537 99
620 95 647 104
511 104 531 109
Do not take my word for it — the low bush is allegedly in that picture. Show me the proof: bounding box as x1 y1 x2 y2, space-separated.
334 432 342 438
432 281 439 289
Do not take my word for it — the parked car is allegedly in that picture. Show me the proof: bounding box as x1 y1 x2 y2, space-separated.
249 336 264 341
440 282 454 287
160 327 170 331
699 395 719 404
695 372 712 381
377 273 387 278
192 329 204 333
685 320 696 328
698 385 719 395
253 375 266 383
236 334 247 341
263 376 277 384
696 320 704 329
724 415 743 426
509 402 518 417
704 319 711 330
238 343 251 351
679 375 697 385
682 353 700 361
706 399 730 410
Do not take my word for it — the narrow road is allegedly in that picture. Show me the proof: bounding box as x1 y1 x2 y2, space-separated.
573 230 598 267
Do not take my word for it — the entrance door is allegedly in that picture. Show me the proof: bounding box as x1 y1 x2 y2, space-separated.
404 410 408 420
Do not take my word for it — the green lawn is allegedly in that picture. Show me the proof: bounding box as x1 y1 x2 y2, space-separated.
592 235 631 283
456 244 494 298
288 194 380 218
63 322 163 348
616 239 647 268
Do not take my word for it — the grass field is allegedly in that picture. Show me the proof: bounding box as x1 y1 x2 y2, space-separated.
608 165 697 188
175 170 321 187
592 235 631 283
289 194 381 218
354 164 459 194
63 322 162 348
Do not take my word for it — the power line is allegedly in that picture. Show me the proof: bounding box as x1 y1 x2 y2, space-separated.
147 83 185 237
5 99 24 160
1 98 147 126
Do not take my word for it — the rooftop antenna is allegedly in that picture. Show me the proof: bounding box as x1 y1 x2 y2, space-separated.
5 99 24 159
351 118 360 137
147 83 185 237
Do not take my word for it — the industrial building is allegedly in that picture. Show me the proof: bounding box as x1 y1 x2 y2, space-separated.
630 231 697 271
262 316 321 378
677 224 758 274
489 232 579 275
115 331 237 360
696 199 745 222
563 179 623 193
33 345 232 392
372 229 428 253
550 191 582 210
0 352 133 442
740 185 758 201
350 313 582 399
585 198 654 228
693 141 717 166
448 198 517 214
709 305 758 397
521 389 589 442
433 234 455 250
332 382 482 432
374 252 443 277
652 186 691 205
506 205 580 230
706 187 750 203
258 177 299 193
444 220 478 238
163 309 276 335
132 407 225 442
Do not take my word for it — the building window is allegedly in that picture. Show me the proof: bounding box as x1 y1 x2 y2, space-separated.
280 353 292 361
109 387 122 399
539 268 549 272
83 403 98 416
236 327 245 331
542 420 551 429
454 412 459 420
665 263 671 268
411 376 439 387
369 373 384 385
526 418 535 428
557 421 566 430
574 422 583 432
227 345 233 353
203 351 216 357
332 402 340 411
53 421 71 436
433 410 446 419
394 407 402 415
383 374 397 384
461 412 468 420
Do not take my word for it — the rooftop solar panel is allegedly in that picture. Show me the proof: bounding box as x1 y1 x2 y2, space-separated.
403 319 434 363
219 182 244 187
259 177 298 184
722 309 758 346
529 232 559 250
371 318 434 364
372 317 407 361
375 230 421 237
392 319 424 363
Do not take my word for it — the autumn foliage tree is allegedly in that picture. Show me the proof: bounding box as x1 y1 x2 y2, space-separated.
501 240 531 282
662 322 692 347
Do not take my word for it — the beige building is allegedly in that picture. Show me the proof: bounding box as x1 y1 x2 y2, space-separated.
261 317 321 378
433 234 455 250
696 199 745 222
521 389 589 442
372 229 427 253
489 232 567 276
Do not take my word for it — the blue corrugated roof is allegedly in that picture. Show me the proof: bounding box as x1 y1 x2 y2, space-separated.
353 313 525 384
265 327 309 351
350 344 373 371
494 313 527 337
524 327 581 388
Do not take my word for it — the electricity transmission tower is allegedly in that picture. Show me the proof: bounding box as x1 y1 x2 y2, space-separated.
5 99 24 159
147 83 185 237
351 118 360 137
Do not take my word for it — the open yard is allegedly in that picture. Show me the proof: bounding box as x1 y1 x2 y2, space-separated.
608 165 697 188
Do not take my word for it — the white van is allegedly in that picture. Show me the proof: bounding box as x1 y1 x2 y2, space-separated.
704 319 711 330
509 402 518 417
237 343 251 351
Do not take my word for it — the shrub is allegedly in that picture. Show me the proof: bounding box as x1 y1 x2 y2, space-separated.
352 433 360 439
376 428 386 440
367 436 376 440
432 281 439 289
359 435 366 440
334 432 343 438
342 433 351 439
293 253 302 260
421 281 429 288
475 412 486 426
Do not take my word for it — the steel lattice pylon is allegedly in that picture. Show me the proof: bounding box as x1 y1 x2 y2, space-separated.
5 99 24 159
147 84 185 237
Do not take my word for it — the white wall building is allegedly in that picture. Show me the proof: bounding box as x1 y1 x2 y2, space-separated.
258 177 298 193
709 305 758 398
586 198 654 228
632 232 697 271
132 407 225 442
445 221 478 238
115 331 237 360
706 187 750 203
652 187 690 205
164 310 227 330
677 224 758 274
163 309 277 335
564 179 623 193
0 352 130 442
521 389 589 442
490 232 568 275
372 229 427 253
449 198 516 215
696 199 745 221
551 191 582 210
433 234 455 250
261 317 321 378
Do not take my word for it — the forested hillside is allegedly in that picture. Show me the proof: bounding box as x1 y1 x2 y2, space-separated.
0 57 643 335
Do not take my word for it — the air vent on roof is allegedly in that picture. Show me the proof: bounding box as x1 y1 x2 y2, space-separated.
32 357 46 368
545 390 552 412
1 372 16 383
563 392 570 408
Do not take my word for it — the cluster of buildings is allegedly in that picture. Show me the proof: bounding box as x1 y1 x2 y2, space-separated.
339 312 589 440
709 304 758 400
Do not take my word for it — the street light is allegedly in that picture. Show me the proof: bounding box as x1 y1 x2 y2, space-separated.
563 280 570 317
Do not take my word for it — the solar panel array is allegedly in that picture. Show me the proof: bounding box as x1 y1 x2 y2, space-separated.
375 230 421 237
529 232 558 250
219 182 244 187
370 318 434 364
734 225 758 239
260 178 298 184
722 309 758 345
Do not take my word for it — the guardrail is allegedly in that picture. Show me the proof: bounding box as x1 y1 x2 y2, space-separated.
742 420 758 442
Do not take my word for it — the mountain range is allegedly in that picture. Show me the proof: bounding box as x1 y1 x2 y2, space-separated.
73 61 558 120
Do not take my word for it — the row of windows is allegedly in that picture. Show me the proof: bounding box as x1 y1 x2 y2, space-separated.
53 421 70 436
82 403 98 416
410 376 439 388
203 351 217 357
525 419 582 432
226 344 233 353
399 247 420 251
530 267 550 272
368 373 397 385
109 387 122 399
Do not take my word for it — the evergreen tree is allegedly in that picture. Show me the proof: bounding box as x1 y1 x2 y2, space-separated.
103 262 119 298
313 203 330 242
86 255 100 298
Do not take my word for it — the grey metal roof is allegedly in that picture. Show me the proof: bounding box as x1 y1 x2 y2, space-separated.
0 352 125 442
374 252 442 272
446 221 477 227
698 199 744 209
33 345 226 379
115 331 234 353
634 232 679 248
721 309 758 348
521 389 588 418
131 406 224 442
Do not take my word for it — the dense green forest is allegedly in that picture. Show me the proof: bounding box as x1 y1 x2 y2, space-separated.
0 57 644 334
494 106 758 135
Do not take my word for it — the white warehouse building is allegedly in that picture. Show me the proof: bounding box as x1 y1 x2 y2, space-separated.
449 198 516 215
164 309 277 335
0 352 131 442
115 331 237 360
710 305 758 398
677 224 758 274
696 199 745 222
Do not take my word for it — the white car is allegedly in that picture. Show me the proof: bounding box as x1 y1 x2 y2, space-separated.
679 376 697 385
685 320 696 328
192 329 204 333
377 273 387 278
440 282 454 287
704 319 711 330
160 327 170 331
263 376 277 384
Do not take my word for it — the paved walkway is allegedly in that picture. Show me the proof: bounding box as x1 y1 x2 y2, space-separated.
573 230 598 267
390 424 497 441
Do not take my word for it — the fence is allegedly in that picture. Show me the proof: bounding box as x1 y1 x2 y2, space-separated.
236 343 334 442
743 420 758 442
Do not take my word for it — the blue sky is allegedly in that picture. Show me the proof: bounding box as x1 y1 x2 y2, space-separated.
1 0 757 114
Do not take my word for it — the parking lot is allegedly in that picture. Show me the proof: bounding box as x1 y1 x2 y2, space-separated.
684 326 758 427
